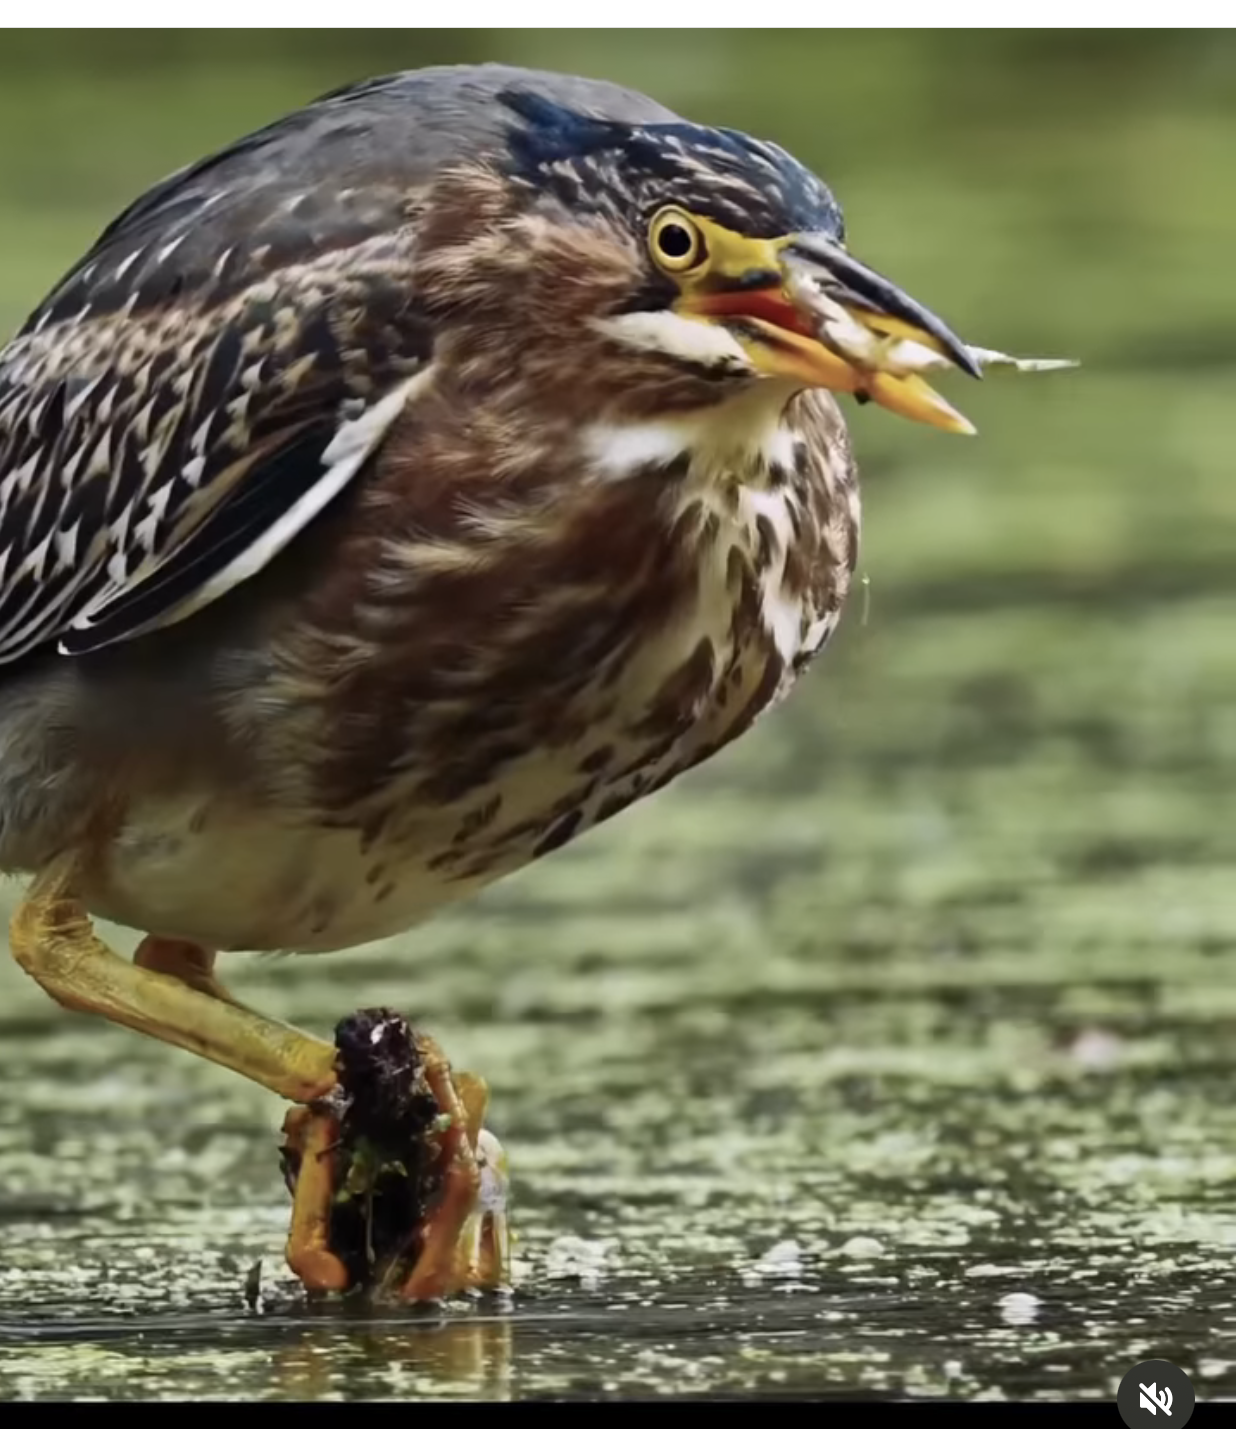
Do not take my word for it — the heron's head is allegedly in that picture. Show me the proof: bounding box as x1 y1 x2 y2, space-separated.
416 87 980 433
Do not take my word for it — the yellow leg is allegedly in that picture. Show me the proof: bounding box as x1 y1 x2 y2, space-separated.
9 859 337 1104
133 937 240 1006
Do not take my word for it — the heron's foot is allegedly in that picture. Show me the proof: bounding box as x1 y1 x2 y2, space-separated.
281 1009 510 1303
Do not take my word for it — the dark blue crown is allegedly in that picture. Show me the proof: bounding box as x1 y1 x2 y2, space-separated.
498 88 844 241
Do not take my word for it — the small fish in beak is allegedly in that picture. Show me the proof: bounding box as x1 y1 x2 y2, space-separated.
783 240 1077 435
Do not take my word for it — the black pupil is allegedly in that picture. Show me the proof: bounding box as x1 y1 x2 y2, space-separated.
658 223 695 260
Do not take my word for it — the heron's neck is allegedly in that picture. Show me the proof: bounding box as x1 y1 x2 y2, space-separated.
580 381 804 492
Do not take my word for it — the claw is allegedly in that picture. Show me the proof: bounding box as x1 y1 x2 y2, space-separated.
279 1009 511 1303
470 1127 512 1291
282 1105 350 1293
444 1072 511 1292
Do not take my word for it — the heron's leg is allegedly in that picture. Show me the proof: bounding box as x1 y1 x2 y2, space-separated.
9 858 337 1104
133 937 240 1005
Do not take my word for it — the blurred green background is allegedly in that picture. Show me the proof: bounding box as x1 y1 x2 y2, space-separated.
1 30 1235 1403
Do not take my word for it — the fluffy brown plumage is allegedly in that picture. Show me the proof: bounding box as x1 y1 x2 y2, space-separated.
0 63 978 1298
0 70 870 951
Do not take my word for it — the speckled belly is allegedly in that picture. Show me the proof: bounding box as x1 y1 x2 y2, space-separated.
84 615 788 957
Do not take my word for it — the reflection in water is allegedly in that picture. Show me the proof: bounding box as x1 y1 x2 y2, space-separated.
268 1313 515 1401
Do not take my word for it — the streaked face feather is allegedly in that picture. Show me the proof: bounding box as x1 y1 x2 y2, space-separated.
591 309 753 374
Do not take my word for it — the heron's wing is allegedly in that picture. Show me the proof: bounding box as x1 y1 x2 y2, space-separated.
0 92 438 664
0 64 687 666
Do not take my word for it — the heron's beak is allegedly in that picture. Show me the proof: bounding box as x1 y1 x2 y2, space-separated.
680 230 982 434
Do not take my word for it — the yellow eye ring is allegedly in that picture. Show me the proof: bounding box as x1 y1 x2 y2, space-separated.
649 208 707 273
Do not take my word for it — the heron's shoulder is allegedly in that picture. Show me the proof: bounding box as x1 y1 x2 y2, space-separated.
16 64 680 341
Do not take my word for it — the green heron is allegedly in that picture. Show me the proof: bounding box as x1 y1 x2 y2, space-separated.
0 63 984 1299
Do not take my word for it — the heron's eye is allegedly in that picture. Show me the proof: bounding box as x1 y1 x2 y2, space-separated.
649 208 707 273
